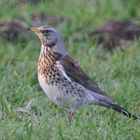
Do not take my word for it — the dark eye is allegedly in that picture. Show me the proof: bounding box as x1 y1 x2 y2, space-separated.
45 30 50 33
41 29 51 34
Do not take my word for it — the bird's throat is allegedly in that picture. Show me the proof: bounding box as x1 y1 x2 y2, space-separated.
38 45 61 76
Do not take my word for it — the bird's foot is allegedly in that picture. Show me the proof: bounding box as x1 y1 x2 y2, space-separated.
68 111 75 121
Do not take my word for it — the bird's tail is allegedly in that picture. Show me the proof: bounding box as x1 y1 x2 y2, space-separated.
101 101 140 121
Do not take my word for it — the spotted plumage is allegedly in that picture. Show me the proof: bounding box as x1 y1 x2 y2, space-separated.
38 45 88 110
30 25 139 120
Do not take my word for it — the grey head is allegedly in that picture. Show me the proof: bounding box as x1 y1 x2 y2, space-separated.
30 25 68 56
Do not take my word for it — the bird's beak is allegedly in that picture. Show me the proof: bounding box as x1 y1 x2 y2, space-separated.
30 27 41 33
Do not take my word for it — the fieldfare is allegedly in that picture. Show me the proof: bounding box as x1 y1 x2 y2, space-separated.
30 25 139 120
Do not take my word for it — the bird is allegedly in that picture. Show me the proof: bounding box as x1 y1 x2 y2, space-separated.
30 25 139 120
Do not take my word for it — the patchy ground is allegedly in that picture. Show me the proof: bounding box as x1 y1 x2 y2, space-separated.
89 19 140 50
0 1 140 140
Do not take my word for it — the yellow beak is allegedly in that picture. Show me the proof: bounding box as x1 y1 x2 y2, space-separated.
30 27 41 33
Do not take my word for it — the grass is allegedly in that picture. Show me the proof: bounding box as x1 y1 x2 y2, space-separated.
0 0 140 139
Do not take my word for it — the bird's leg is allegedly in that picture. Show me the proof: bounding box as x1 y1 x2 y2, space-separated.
68 110 75 120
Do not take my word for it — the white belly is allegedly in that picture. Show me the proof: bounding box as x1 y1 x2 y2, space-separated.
38 74 95 110
38 75 70 107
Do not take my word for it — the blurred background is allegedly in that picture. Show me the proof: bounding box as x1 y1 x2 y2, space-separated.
0 0 140 139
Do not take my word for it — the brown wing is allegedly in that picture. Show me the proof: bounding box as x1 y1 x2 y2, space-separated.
60 55 107 95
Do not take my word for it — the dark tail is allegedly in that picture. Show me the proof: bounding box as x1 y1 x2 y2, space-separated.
102 101 140 121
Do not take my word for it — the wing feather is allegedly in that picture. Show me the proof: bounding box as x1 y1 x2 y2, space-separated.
59 55 107 96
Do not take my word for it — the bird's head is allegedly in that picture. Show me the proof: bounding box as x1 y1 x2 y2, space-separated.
30 25 68 56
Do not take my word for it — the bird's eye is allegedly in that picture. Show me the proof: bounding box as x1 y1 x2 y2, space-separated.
45 30 50 33
41 29 51 34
